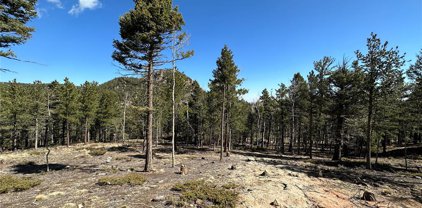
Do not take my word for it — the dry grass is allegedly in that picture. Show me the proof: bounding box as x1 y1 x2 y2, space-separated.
88 147 107 156
172 180 238 208
97 173 146 186
0 175 41 194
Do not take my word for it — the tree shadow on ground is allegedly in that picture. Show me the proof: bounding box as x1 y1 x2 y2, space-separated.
128 154 146 159
107 145 137 153
12 161 67 174
233 150 310 162
310 159 412 173
248 153 422 203
154 146 212 155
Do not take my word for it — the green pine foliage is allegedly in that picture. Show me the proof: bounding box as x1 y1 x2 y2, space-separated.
0 0 37 60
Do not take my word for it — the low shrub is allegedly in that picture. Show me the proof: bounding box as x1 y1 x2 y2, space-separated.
98 173 146 186
88 147 107 156
0 175 41 194
172 180 238 208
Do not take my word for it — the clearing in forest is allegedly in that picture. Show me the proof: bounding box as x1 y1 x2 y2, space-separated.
0 143 421 208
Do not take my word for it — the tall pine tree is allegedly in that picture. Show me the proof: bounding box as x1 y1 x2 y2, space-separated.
112 0 185 172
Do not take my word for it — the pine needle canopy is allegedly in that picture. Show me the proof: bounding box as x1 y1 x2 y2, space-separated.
0 0 37 58
112 0 184 72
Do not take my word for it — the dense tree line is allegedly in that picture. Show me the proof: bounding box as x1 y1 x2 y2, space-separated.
1 0 421 172
2 36 419 171
245 35 421 169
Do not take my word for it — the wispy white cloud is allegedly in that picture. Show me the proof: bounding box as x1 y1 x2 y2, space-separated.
47 0 63 9
36 8 48 18
69 0 102 15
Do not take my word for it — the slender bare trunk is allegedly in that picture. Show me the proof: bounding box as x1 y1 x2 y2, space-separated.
309 109 313 159
261 121 265 148
404 141 408 170
35 118 39 149
156 118 159 147
144 61 154 172
46 93 51 172
122 92 128 144
84 119 88 144
220 86 225 161
171 37 177 168
366 88 373 169
290 100 295 153
66 121 70 147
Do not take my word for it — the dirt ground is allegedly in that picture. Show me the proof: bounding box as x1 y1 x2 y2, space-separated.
0 143 421 208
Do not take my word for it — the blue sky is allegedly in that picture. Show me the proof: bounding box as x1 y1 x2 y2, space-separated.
1 0 421 101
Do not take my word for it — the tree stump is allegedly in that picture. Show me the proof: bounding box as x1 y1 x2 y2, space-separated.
180 164 188 175
361 191 376 201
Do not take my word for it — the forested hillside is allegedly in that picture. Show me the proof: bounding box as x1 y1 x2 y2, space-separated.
1 38 421 168
0 0 421 207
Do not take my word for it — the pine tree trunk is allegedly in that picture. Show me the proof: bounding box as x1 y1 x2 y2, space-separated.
144 62 154 172
375 134 380 164
13 115 17 151
171 37 177 167
366 88 373 169
309 109 313 159
281 123 285 154
220 86 225 161
297 122 301 155
122 92 128 144
404 141 408 170
261 121 265 149
66 121 70 147
44 120 50 172
290 101 295 153
62 120 66 146
171 66 176 167
382 135 387 154
35 118 39 149
84 119 88 144
333 114 343 161
156 118 159 147
267 116 272 149
256 109 261 149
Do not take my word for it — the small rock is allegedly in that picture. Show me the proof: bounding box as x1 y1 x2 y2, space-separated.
157 180 164 183
361 191 376 201
229 165 237 170
260 170 270 177
61 203 78 208
97 173 106 176
152 195 165 202
247 158 255 162
106 157 112 163
270 199 280 207
201 157 206 160
78 204 83 208
247 188 253 192
158 169 165 173
35 194 48 201
414 176 421 180
195 199 203 205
